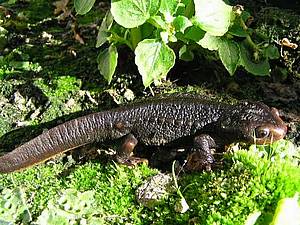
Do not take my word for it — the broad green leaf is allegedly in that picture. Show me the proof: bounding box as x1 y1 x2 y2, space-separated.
244 212 261 225
194 0 233 36
36 189 100 225
0 27 8 50
160 31 169 43
74 0 96 15
241 10 252 22
173 16 192 33
271 194 300 225
244 211 261 225
228 11 252 37
111 0 161 28
184 25 205 42
135 39 175 87
197 33 221 51
9 61 30 70
264 45 280 60
149 16 168 29
0 27 8 35
179 45 194 61
228 22 248 37
96 30 108 49
160 31 177 43
160 0 181 16
140 23 155 39
218 39 239 75
97 45 118 84
239 43 270 76
0 188 31 224
96 11 114 48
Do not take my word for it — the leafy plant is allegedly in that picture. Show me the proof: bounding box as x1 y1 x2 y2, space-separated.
75 0 280 87
0 188 32 224
270 193 300 225
36 189 105 225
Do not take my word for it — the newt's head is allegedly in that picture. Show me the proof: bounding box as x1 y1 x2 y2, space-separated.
238 102 287 144
221 102 287 145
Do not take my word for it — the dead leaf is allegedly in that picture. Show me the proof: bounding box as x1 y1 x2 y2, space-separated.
71 23 85 44
280 38 298 49
53 0 69 15
74 33 85 44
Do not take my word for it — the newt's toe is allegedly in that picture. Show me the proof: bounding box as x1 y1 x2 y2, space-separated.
116 156 148 167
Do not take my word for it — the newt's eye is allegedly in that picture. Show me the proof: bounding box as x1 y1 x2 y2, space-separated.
255 127 270 139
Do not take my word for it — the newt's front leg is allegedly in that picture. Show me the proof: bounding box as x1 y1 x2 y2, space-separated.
185 134 216 171
116 134 148 166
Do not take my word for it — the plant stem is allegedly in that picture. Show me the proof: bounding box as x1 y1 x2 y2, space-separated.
239 17 259 51
130 27 142 50
172 161 184 199
109 31 133 49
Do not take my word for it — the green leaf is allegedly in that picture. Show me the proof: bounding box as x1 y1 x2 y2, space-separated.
239 43 270 76
197 33 221 51
148 16 168 30
244 211 261 225
194 0 233 36
140 22 155 39
135 39 175 87
179 45 194 61
74 0 96 15
0 188 31 224
9 61 30 70
228 11 253 37
228 22 248 37
184 25 205 42
241 10 252 22
111 0 161 28
218 39 239 75
173 16 193 33
97 45 118 84
271 194 300 225
160 0 181 16
96 11 114 48
0 27 8 35
264 45 280 60
36 189 100 225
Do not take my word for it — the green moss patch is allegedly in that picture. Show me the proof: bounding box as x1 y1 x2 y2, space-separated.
0 140 299 224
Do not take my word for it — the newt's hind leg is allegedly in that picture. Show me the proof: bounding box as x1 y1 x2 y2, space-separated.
115 134 148 167
185 134 216 171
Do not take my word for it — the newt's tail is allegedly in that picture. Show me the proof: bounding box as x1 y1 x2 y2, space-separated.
0 112 118 173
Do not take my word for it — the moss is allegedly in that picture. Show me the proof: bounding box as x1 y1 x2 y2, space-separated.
0 161 158 224
0 162 66 218
167 141 300 225
0 141 299 224
0 80 31 136
33 76 84 122
0 117 12 138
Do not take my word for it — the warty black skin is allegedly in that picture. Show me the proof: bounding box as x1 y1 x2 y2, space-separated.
0 96 287 173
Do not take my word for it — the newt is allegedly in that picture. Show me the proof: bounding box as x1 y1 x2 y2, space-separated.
0 96 287 173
